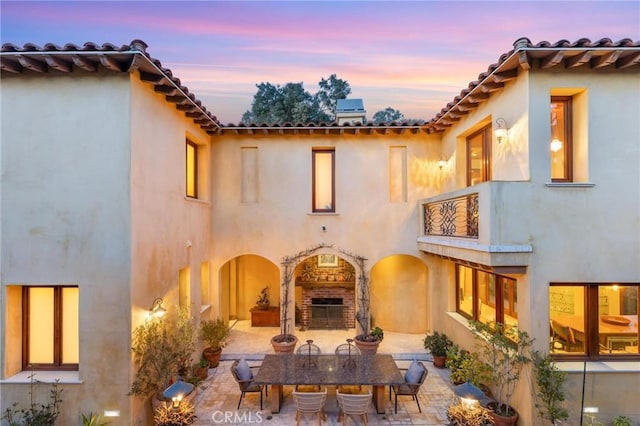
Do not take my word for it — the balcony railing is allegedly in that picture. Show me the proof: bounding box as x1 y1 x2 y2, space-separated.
422 193 479 238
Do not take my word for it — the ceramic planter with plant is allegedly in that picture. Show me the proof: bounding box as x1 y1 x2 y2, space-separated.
423 331 453 368
200 318 230 368
531 350 568 425
446 344 491 391
354 326 384 354
255 286 270 310
192 358 209 381
470 321 533 426
130 307 196 403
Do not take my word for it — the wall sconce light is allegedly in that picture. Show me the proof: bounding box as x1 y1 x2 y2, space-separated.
550 138 563 152
494 117 509 143
103 410 120 418
149 297 167 318
438 158 447 170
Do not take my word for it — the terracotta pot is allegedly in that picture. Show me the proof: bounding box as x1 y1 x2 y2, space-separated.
354 336 381 355
488 402 518 426
202 347 222 368
194 366 209 380
271 334 298 354
432 354 447 368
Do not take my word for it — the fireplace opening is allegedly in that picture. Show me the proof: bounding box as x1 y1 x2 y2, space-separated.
310 298 346 329
311 297 343 305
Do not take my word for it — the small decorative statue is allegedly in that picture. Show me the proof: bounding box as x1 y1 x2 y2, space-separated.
256 286 270 310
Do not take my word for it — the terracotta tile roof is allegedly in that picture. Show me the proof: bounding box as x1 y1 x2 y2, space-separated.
2 37 638 136
1 39 221 134
428 37 640 132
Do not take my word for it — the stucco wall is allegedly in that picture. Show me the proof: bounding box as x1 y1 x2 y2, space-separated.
209 132 440 333
428 67 640 425
1 71 133 424
129 77 213 424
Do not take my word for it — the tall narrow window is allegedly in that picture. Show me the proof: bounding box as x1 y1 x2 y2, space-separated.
455 265 517 328
186 140 198 198
466 126 491 186
550 97 573 182
312 149 335 212
23 286 79 370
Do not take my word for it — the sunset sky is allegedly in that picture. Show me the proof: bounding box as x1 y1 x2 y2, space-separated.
2 1 639 124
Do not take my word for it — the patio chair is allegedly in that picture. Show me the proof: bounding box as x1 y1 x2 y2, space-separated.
292 389 328 425
336 389 372 425
297 340 322 355
295 340 323 391
230 359 266 410
389 360 428 414
550 319 582 352
335 343 361 356
335 343 363 394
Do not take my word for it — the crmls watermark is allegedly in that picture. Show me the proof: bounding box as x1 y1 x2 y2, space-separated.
211 411 265 424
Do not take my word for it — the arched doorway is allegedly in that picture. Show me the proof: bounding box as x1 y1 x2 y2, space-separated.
370 255 428 333
219 254 279 322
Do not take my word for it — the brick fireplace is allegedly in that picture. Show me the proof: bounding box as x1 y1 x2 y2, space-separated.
301 286 355 329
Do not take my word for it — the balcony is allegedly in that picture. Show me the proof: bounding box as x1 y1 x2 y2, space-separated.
417 181 532 273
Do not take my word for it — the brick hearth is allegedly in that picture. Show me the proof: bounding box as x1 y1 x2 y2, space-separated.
301 286 355 329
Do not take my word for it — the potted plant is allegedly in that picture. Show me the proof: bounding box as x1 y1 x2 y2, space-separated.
200 318 230 368
255 286 270 310
81 412 111 426
354 326 384 354
192 358 209 381
447 344 491 390
423 331 453 368
612 416 632 426
130 307 196 407
470 321 533 426
531 350 568 425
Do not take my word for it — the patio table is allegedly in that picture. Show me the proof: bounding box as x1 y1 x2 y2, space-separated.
254 353 403 414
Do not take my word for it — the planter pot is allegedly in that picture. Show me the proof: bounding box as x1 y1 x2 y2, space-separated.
488 402 518 426
354 336 381 355
202 347 223 368
194 366 209 380
432 354 447 368
271 334 298 354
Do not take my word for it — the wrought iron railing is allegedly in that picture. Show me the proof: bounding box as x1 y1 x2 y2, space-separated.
423 193 479 238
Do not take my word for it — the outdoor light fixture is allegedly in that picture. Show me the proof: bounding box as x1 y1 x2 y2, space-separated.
550 137 563 152
438 157 447 170
149 297 167 318
494 117 509 143
172 395 183 409
454 381 485 410
103 410 120 417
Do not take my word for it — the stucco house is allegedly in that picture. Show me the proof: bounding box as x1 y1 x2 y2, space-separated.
1 37 638 425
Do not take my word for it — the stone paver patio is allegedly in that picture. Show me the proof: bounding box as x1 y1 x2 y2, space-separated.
191 321 458 425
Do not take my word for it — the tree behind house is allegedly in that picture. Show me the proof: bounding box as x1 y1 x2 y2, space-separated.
241 74 350 124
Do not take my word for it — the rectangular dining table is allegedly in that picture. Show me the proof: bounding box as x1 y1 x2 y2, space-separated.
253 353 404 414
